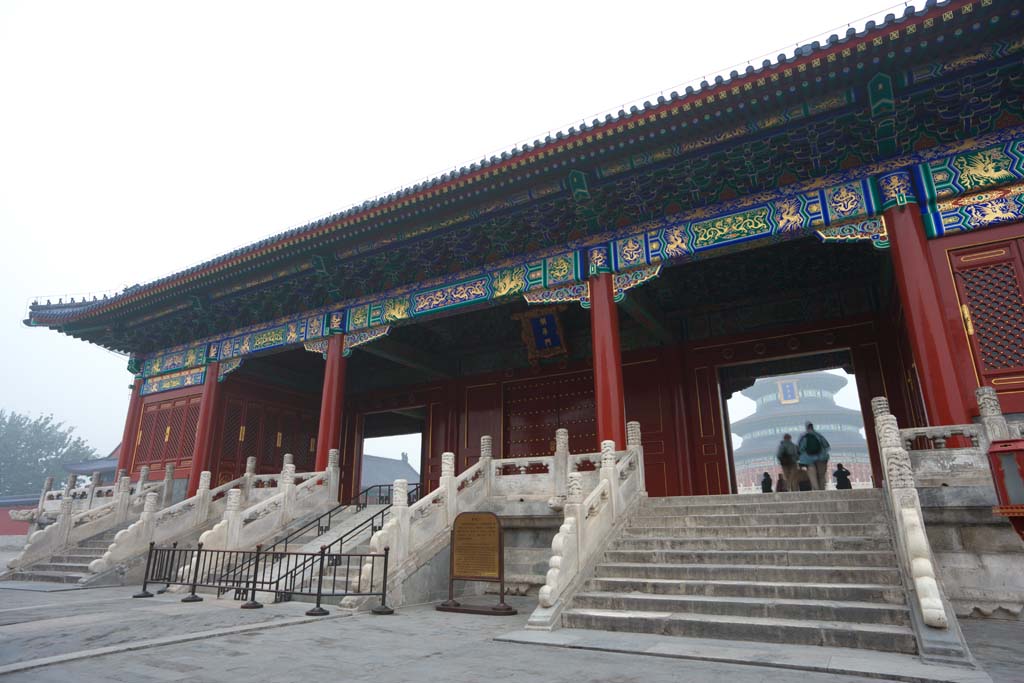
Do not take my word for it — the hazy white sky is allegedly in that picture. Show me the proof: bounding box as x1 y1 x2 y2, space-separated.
0 0 901 456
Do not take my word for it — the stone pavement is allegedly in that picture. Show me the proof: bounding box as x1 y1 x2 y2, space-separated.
0 585 1020 682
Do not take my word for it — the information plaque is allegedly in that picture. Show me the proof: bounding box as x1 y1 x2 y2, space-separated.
436 511 516 615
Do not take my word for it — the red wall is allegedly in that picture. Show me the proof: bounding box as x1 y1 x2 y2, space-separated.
0 508 31 535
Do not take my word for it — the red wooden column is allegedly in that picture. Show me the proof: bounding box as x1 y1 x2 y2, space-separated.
884 202 970 425
187 362 222 496
315 334 347 471
589 273 627 450
116 378 144 474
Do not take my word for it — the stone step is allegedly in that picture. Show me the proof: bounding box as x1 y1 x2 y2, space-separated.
603 549 897 568
29 562 92 573
7 570 86 584
642 499 885 516
571 591 912 626
592 562 902 585
622 523 890 539
77 541 114 550
52 550 107 562
611 536 891 552
584 577 907 604
645 490 881 507
561 608 917 654
631 511 888 527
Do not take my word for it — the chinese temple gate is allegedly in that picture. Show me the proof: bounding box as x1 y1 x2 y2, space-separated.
26 0 1024 504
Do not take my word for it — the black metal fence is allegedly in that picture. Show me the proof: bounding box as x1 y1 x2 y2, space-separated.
134 541 392 616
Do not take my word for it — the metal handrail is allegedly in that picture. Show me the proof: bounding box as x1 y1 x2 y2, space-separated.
205 482 419 596
134 541 393 614
273 483 420 554
271 483 420 591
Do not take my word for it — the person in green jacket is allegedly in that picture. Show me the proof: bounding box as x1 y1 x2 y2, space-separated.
798 422 831 491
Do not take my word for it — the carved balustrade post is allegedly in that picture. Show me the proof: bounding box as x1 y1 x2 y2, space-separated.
161 464 175 509
282 453 294 469
390 478 410 566
280 464 296 523
599 440 620 517
195 471 212 524
327 449 341 502
977 386 1009 446
479 436 493 498
870 396 891 419
626 421 646 494
551 429 569 507
224 489 243 549
135 466 150 499
440 452 457 525
64 474 77 498
114 476 132 524
86 470 101 510
57 495 74 547
34 476 53 528
243 457 256 503
139 492 159 544
566 472 585 558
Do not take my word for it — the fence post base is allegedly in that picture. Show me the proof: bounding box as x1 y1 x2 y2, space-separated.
240 600 263 609
305 606 329 616
133 589 154 599
181 594 204 603
370 604 394 615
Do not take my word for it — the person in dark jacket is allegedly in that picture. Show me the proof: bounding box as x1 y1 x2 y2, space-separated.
833 463 853 490
775 472 789 493
798 422 831 490
775 433 800 492
760 472 773 493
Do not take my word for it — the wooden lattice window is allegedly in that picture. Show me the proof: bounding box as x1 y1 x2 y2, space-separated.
952 238 1024 388
179 399 202 463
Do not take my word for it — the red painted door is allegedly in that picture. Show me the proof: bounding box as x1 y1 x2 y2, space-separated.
623 354 682 497
685 363 731 496
951 238 1024 398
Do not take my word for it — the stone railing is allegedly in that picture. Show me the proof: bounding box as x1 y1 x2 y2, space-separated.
887 387 1013 489
359 438 496 607
488 427 636 511
12 469 169 530
528 422 646 628
84 458 269 576
353 428 646 611
196 451 339 553
6 474 150 570
872 396 950 629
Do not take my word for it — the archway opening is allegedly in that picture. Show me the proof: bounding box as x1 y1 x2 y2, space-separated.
721 354 872 495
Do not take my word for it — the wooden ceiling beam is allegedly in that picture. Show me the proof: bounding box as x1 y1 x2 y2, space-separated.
356 338 455 380
618 292 675 345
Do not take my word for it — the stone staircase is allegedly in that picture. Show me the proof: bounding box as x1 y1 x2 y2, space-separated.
561 488 919 654
5 526 129 584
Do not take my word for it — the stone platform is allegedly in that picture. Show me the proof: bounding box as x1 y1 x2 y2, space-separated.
0 585 1019 682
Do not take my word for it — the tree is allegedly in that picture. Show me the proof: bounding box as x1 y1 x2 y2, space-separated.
0 411 99 496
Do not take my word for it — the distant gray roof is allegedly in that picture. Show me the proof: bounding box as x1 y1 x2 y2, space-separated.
360 453 419 488
0 494 37 507
63 457 118 475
